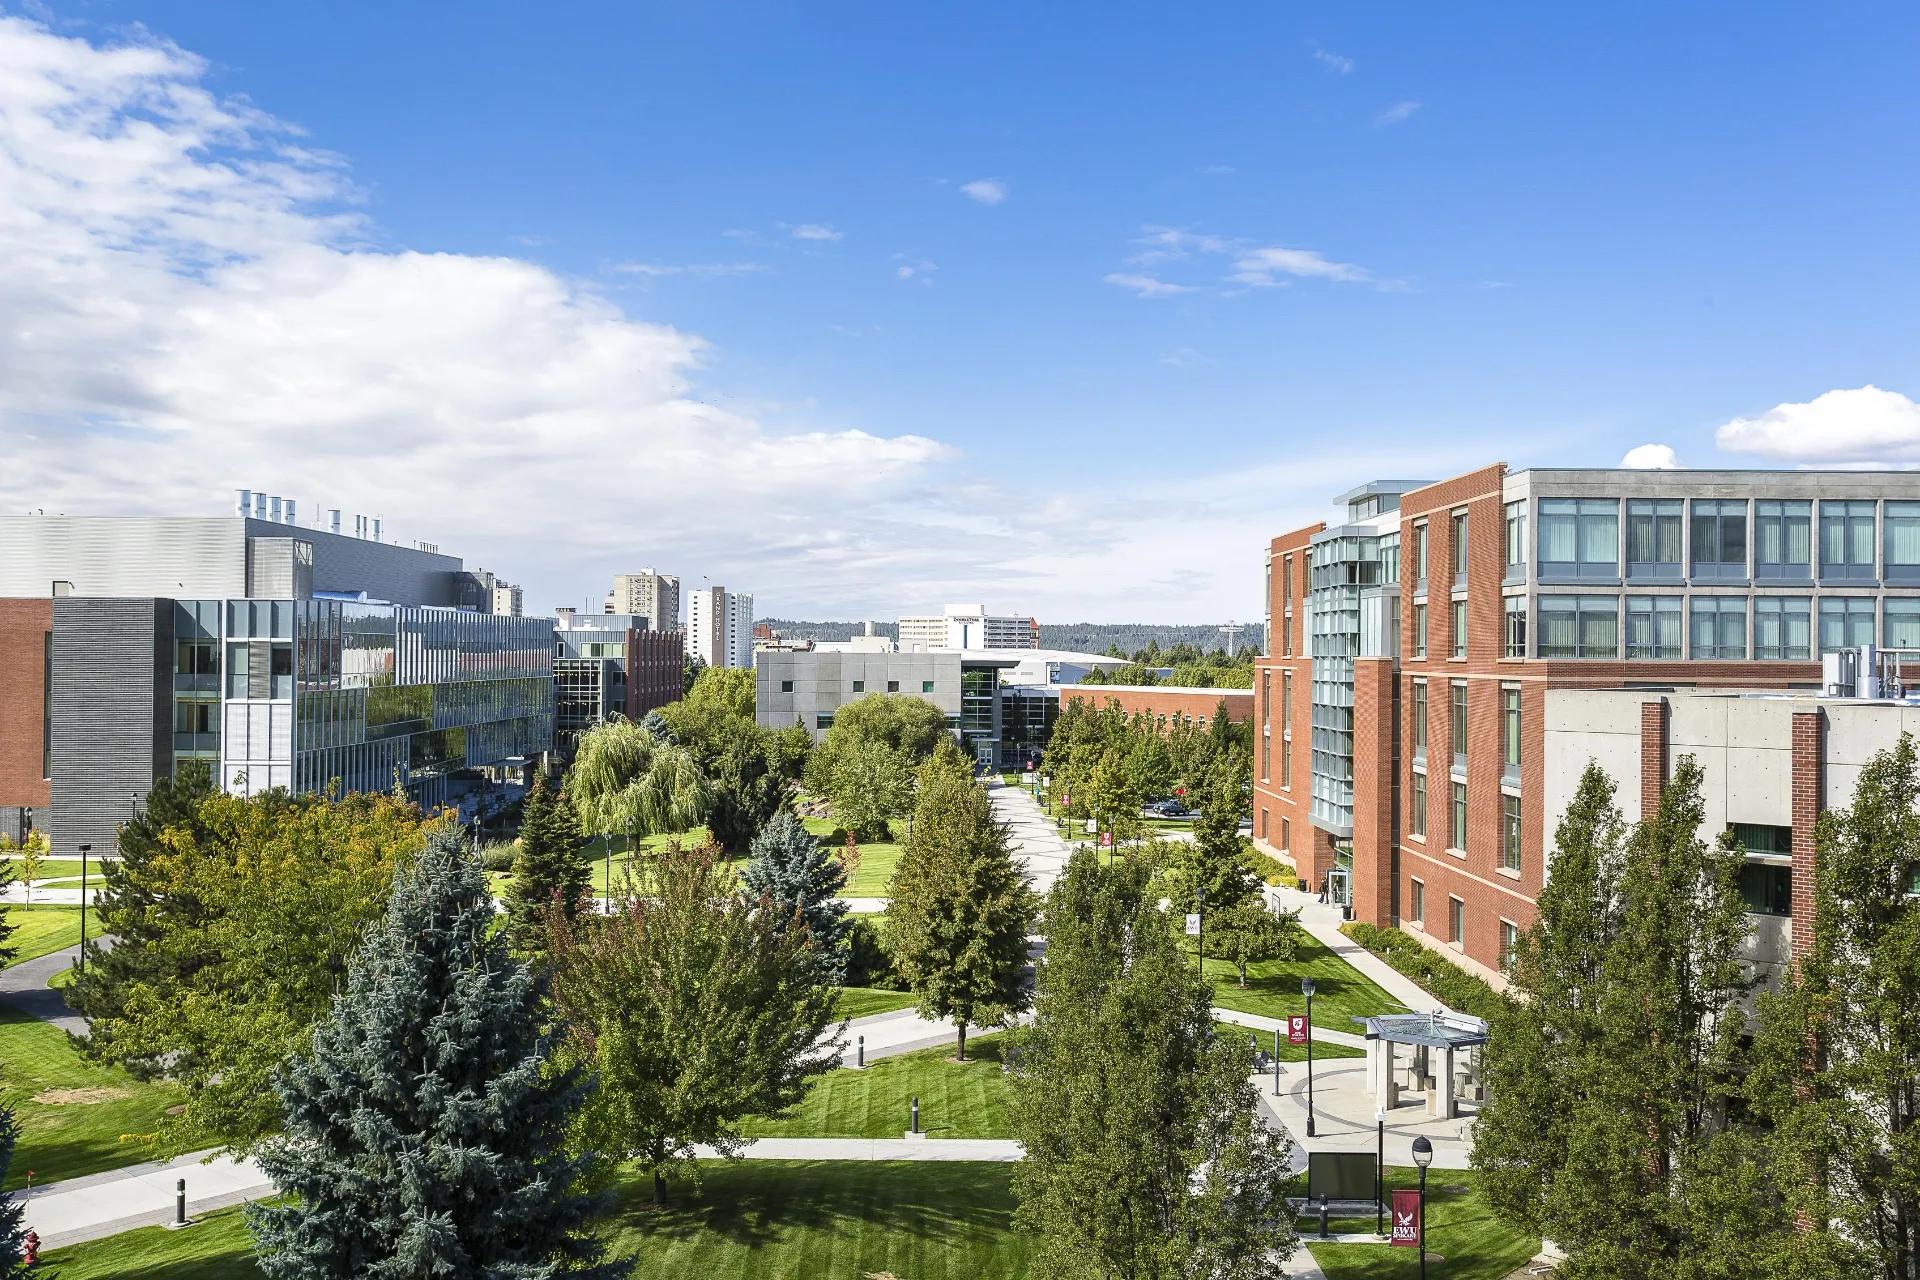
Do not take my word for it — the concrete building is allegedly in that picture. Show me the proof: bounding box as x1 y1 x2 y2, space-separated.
0 509 554 855
1252 465 1920 980
551 613 686 755
754 649 1017 768
898 604 1039 651
688 586 754 669
605 570 680 634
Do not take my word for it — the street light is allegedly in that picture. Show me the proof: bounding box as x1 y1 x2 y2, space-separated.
1375 1107 1388 1238
1411 1134 1434 1280
77 844 91 973
1301 976 1317 1137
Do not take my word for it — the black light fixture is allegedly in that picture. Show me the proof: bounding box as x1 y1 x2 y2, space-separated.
1301 976 1317 1136
1411 1134 1434 1280
77 843 91 972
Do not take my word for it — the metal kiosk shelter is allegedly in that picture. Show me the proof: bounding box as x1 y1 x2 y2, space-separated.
1355 1011 1490 1121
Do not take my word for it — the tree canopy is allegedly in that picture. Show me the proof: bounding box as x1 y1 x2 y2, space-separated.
568 715 711 843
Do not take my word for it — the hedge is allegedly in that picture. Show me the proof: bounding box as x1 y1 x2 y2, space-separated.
1339 921 1506 1023
1241 845 1299 889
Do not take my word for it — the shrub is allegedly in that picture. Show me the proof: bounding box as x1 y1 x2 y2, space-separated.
478 841 517 872
1340 921 1506 1023
843 915 906 990
1240 845 1298 888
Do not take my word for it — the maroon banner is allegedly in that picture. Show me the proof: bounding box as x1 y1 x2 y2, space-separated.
1389 1190 1422 1247
1286 1014 1310 1045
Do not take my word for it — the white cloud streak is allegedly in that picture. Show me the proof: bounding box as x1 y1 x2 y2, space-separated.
1104 273 1197 298
1715 386 1920 466
1620 444 1682 469
790 223 842 241
1311 44 1354 73
960 179 1008 205
1228 246 1369 286
1375 100 1421 126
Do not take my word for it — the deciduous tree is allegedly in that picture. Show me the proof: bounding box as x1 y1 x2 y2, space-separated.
829 738 915 843
568 716 711 848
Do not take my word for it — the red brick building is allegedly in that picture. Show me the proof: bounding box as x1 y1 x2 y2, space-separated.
0 600 52 843
1253 466 1920 982
1058 683 1253 729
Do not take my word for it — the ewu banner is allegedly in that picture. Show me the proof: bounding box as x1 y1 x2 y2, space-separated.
1389 1190 1422 1247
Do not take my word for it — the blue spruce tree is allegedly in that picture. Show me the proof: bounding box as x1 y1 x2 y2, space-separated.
247 827 619 1279
741 812 850 983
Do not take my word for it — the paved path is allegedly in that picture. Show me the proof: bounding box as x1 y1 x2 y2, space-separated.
836 1004 989 1065
1265 886 1458 1018
0 943 86 1036
0 888 85 906
987 782 1071 893
22 1149 270 1250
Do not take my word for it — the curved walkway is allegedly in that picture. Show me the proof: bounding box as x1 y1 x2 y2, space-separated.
0 943 86 1036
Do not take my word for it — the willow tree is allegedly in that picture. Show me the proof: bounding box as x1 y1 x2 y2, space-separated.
568 716 712 858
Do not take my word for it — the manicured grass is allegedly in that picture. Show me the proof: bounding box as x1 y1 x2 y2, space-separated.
0 1006 181 1188
742 1035 1011 1140
48 1162 1035 1280
1307 1169 1540 1280
15 860 95 883
801 818 900 897
1205 934 1409 1032
4 906 85 968
1210 1020 1366 1062
833 986 918 1021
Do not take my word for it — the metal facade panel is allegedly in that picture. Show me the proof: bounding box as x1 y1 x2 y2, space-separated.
254 519 466 606
0 518 246 598
49 597 169 857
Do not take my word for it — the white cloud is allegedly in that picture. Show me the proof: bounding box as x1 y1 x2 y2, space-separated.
1104 273 1197 298
1229 246 1369 286
1715 386 1920 466
1620 444 1682 469
790 223 841 241
614 261 766 276
1311 44 1354 73
1375 100 1421 126
960 179 1008 205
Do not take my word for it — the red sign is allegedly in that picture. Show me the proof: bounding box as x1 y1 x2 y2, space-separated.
1389 1190 1422 1247
1175 787 1186 796
1286 1015 1309 1045
1099 831 1114 848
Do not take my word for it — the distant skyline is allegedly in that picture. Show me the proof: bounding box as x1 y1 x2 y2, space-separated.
2 5 1919 620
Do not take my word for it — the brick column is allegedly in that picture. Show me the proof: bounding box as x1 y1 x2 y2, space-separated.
1350 656 1397 927
1791 710 1824 960
1639 698 1669 820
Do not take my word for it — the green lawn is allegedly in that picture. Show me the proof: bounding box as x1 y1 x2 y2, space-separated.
4 906 85 968
0 1006 181 1188
13 860 95 883
801 817 900 897
1307 1168 1541 1280
1206 935 1409 1032
47 1162 1035 1280
1210 1020 1366 1062
833 987 918 1021
742 1036 1011 1140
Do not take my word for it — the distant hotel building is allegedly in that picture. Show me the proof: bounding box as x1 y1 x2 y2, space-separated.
1253 466 1920 983
0 496 552 855
688 586 754 669
898 604 1038 651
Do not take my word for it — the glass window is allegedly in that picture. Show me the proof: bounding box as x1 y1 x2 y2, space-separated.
1410 771 1427 838
1282 672 1293 733
1819 597 1876 654
1281 818 1290 851
1410 878 1424 925
887 680 900 693
1538 596 1619 658
1452 512 1469 584
1452 599 1467 658
1754 597 1812 660
1501 794 1522 872
1453 782 1468 849
1821 501 1877 580
1502 688 1521 772
1755 500 1812 580
1690 597 1748 660
1504 501 1526 581
1451 682 1468 757
1887 503 1920 583
1413 604 1427 659
1282 554 1292 605
851 680 865 693
1450 896 1466 945
1731 822 1793 858
1738 863 1792 916
922 680 935 693
1501 920 1520 969
1886 598 1920 651
1505 599 1527 657
1538 499 1619 579
1690 500 1748 580
1414 525 1429 583
1281 737 1292 787
1625 596 1682 659
781 680 794 693
1626 500 1683 580
1411 681 1427 758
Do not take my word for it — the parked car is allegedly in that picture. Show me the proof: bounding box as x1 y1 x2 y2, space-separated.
1146 800 1191 819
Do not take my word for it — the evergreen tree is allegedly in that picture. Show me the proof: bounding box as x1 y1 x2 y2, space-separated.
886 773 1038 1060
1009 847 1296 1280
637 710 676 744
505 771 591 952
0 1099 29 1278
247 828 617 1279
741 812 850 984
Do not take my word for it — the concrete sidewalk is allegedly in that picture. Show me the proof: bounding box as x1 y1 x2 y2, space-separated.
1266 886 1457 1018
0 943 87 1035
22 1149 271 1250
988 783 1071 894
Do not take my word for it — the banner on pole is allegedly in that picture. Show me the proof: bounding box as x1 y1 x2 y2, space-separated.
1389 1190 1422 1247
1100 831 1114 848
1183 913 1201 936
1287 1014 1310 1045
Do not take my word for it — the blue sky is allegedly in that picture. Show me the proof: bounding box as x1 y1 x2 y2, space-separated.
3 3 1919 622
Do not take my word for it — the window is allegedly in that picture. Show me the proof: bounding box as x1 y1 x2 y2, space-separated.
1538 595 1619 658
1690 597 1748 660
1755 500 1812 580
1887 503 1920 583
1261 671 1271 731
1413 525 1430 584
1887 598 1920 651
1389 595 1402 659
852 680 865 693
1501 794 1522 872
1282 554 1293 605
1819 597 1876 654
1451 599 1468 658
1821 501 1877 580
1281 738 1292 787
1538 499 1619 580
1739 863 1793 916
1281 818 1291 852
1500 920 1520 970
1452 512 1469 585
1732 822 1793 858
1504 501 1526 582
922 680 935 693
780 680 794 693
1452 782 1468 850
1282 672 1293 734
1691 500 1748 580
1410 878 1425 926
816 714 835 730
1410 771 1427 838
1261 730 1271 782
1411 681 1427 758
1755 597 1812 660
887 680 900 693
1260 808 1268 840
1626 596 1682 659
1505 599 1527 657
1626 499 1683 580
1450 896 1466 946
1451 682 1468 759
1413 604 1428 659
1502 688 1521 775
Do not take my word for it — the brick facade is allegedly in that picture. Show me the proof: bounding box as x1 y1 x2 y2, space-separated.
0 599 52 838
1058 684 1253 726
1640 698 1669 818
1791 710 1823 960
1252 522 1322 879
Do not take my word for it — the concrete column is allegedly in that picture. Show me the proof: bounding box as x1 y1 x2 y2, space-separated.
1429 1045 1456 1120
1376 1040 1398 1111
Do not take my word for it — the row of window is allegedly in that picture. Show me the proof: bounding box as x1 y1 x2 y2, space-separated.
1407 881 1523 966
777 679 937 694
1407 773 1524 870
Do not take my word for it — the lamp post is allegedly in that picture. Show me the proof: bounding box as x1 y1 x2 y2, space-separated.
1375 1107 1387 1238
1302 976 1317 1137
1411 1134 1434 1280
1195 885 1205 978
1273 1028 1281 1096
77 844 90 973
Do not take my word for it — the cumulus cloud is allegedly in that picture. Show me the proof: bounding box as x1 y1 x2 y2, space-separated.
960 179 1008 205
790 223 841 241
1229 246 1369 286
1375 100 1421 126
1714 386 1920 466
1104 273 1197 298
1620 444 1682 469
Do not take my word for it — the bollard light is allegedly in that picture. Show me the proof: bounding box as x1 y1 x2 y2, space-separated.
1301 977 1317 1137
911 1096 920 1135
857 1035 865 1068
